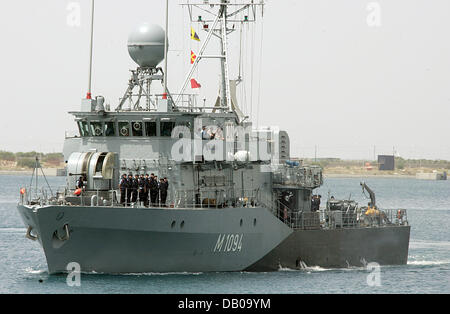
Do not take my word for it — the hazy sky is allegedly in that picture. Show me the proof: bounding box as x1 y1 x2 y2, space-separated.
0 0 449 160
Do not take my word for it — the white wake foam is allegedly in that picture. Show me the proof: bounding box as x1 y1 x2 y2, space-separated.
408 260 450 266
0 228 27 233
116 271 204 277
278 262 332 272
410 240 450 249
24 267 47 275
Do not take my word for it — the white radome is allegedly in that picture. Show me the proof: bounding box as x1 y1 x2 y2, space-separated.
127 23 167 68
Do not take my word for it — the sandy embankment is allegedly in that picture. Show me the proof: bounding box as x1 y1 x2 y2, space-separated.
0 168 60 177
323 166 448 179
324 173 416 179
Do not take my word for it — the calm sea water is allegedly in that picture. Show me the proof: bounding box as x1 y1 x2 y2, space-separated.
0 175 448 294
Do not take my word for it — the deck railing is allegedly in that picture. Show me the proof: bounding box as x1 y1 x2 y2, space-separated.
273 208 409 230
19 187 409 231
172 188 265 209
20 186 271 210
272 165 323 189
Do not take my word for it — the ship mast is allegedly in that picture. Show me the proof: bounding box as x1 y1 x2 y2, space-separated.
86 0 95 100
163 0 169 99
178 0 264 119
219 2 231 111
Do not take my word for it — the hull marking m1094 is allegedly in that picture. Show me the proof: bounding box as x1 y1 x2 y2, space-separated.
213 234 243 253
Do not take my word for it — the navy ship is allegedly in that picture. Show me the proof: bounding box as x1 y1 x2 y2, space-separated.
17 0 410 274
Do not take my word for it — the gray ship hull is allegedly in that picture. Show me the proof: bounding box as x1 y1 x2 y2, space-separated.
17 204 292 274
247 226 411 271
17 204 410 274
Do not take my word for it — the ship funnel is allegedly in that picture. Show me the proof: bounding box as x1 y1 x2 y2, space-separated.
127 23 167 68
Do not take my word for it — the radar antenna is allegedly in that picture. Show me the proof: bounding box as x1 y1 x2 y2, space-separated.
116 23 174 112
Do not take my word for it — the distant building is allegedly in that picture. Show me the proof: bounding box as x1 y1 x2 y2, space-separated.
378 155 395 171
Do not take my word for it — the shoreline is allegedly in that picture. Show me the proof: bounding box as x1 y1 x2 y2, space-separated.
0 169 60 177
324 173 416 179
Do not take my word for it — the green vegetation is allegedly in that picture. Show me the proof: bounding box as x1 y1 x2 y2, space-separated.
396 157 406 170
0 151 64 169
0 151 16 162
394 157 450 170
16 158 38 169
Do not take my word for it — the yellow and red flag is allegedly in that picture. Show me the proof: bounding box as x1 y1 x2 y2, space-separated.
191 27 200 41
191 51 197 64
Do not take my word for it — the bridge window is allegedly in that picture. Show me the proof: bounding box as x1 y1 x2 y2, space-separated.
77 122 82 136
176 121 192 139
119 122 130 137
90 122 103 137
161 121 176 137
145 122 157 137
78 121 90 137
132 122 143 136
104 122 115 137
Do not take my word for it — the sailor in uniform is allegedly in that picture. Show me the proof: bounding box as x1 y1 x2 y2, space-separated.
149 174 159 206
160 177 169 207
126 174 133 205
144 173 150 207
76 176 85 190
138 174 147 206
131 174 139 203
119 174 128 206
201 126 210 140
144 174 150 207
154 176 160 206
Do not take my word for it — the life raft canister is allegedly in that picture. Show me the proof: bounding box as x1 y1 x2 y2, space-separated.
397 210 403 220
74 189 82 196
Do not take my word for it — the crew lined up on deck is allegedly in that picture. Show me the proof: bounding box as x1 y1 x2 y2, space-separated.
119 173 169 207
